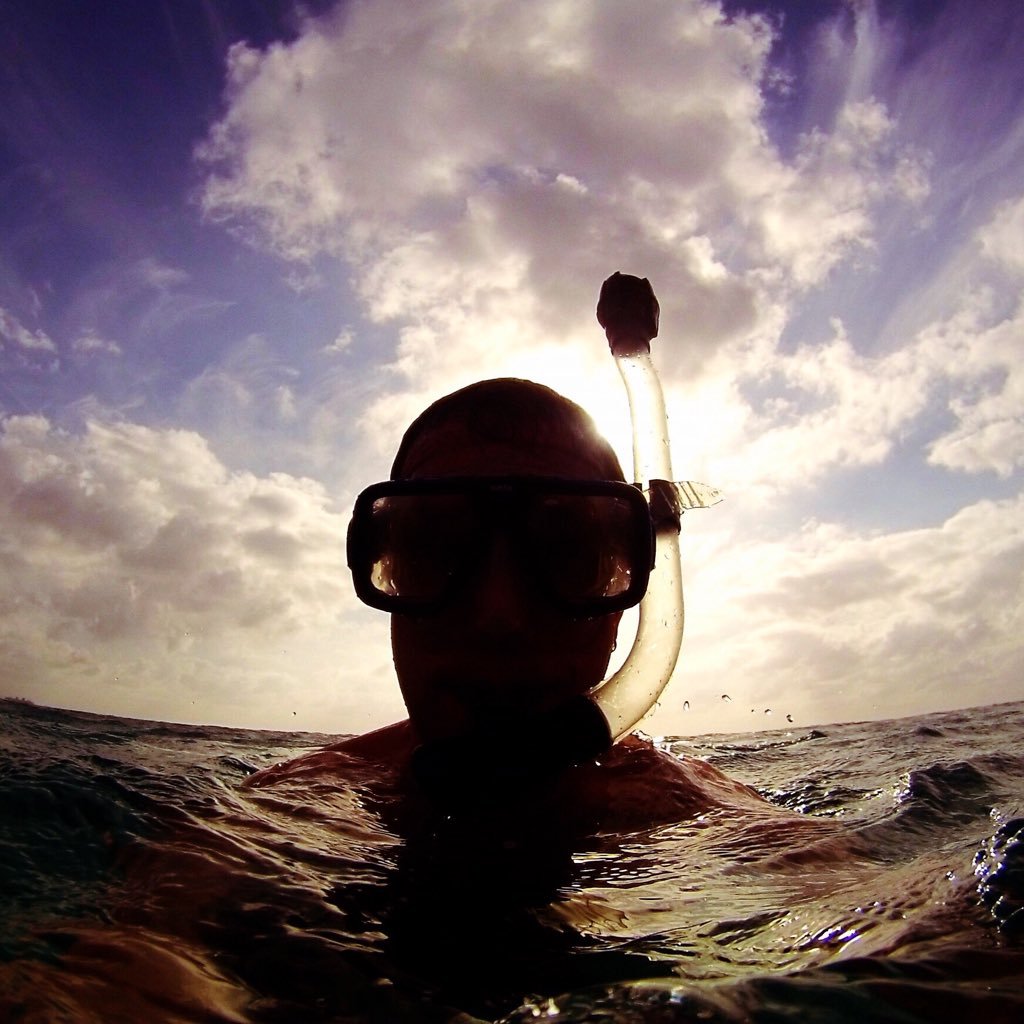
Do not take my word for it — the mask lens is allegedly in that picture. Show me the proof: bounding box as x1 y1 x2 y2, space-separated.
526 493 642 607
366 492 479 603
350 478 651 615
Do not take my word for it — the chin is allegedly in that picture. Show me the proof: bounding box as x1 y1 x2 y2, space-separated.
440 675 592 726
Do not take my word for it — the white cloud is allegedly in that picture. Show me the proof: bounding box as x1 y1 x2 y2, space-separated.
274 383 298 421
322 327 354 355
685 191 1024 499
978 194 1024 277
656 490 1024 734
710 321 932 500
922 292 1024 478
61 257 231 356
136 257 189 290
73 331 123 356
746 98 929 287
179 333 301 435
176 0 1022 736
0 414 401 730
0 306 57 353
192 0 939 537
196 0 926 400
910 196 1024 479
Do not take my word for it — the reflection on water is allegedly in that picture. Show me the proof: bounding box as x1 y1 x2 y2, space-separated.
1 698 1023 1022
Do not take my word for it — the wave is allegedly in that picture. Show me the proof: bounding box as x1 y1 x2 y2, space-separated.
3 697 1024 1021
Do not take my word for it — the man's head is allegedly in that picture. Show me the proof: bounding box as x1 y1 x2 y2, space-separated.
390 378 624 481
362 379 633 743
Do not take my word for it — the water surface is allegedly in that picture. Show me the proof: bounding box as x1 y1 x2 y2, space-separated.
2 698 1022 1021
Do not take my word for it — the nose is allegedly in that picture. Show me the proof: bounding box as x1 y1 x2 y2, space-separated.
467 532 532 636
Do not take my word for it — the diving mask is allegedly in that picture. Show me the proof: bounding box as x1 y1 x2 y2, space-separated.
347 475 655 618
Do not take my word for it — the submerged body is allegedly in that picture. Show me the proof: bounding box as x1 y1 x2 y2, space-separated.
250 722 774 834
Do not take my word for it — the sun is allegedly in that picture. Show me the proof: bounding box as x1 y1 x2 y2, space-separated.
516 341 638 479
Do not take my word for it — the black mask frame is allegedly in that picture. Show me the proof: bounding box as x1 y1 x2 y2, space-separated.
347 475 656 618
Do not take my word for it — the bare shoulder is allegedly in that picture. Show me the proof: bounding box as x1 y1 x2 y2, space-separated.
557 734 776 829
245 721 415 787
241 725 783 835
326 720 417 760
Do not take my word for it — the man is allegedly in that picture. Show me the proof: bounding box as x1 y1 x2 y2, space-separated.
251 377 767 830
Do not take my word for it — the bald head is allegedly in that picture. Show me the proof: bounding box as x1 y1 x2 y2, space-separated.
392 378 624 482
386 378 626 742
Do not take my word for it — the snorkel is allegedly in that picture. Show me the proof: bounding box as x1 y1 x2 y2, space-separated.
407 273 718 798
590 272 685 741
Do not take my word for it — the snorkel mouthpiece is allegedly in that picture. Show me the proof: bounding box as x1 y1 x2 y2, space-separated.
411 694 612 802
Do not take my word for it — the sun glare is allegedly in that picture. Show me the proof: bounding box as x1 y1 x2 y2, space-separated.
518 342 637 478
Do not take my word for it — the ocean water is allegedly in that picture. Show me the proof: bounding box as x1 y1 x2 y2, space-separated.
1 697 1023 1023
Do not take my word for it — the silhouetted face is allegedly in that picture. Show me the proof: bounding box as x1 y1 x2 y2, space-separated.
391 419 623 744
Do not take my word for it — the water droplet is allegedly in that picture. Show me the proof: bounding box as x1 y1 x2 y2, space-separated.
786 714 793 723
721 694 731 702
683 700 690 711
764 708 772 715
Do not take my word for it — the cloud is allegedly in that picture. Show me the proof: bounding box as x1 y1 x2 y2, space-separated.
746 98 928 287
922 288 1024 479
176 332 311 464
709 319 931 500
60 257 233 362
682 180 1024 501
192 0 940 525
196 0 926 393
0 306 57 353
6 0 1015 735
178 0 1023 736
322 327 354 355
0 413 400 730
661 490 1024 734
73 331 123 357
978 194 1024 276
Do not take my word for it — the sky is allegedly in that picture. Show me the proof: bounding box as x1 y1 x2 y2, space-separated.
1 0 1022 737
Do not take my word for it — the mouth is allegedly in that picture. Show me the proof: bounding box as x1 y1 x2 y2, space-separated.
441 684 529 731
443 674 566 719
409 690 613 803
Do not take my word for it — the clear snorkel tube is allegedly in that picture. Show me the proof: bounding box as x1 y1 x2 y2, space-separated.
591 272 685 740
410 273 720 798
